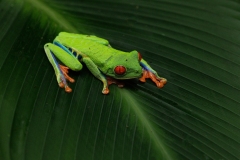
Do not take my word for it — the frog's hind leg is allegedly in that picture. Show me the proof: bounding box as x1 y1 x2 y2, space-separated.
44 42 82 92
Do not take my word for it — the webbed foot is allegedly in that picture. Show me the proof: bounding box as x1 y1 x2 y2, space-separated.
100 77 125 94
107 77 124 88
139 69 167 88
59 65 75 93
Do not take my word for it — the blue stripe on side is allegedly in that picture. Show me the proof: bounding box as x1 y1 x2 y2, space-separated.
50 51 66 84
53 41 82 60
53 41 73 56
51 51 61 70
140 61 149 70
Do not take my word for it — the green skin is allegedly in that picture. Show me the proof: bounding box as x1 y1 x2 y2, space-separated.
44 32 166 94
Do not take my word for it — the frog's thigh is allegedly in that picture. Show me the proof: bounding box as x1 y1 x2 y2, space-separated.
45 43 82 71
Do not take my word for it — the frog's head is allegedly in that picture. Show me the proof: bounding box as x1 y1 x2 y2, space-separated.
104 50 143 79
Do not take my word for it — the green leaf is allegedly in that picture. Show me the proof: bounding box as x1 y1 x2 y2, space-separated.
0 0 240 159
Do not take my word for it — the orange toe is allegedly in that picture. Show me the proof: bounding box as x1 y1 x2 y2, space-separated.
161 79 167 85
65 86 72 93
64 74 75 83
157 82 164 88
68 78 75 83
59 82 65 88
139 77 146 82
102 88 109 94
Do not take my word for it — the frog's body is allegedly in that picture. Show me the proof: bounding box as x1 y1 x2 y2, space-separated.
44 32 167 94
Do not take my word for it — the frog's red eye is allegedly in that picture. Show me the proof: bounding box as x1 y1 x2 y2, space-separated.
138 52 142 61
114 66 126 75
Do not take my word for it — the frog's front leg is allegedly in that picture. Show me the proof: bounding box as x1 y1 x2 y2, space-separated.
139 58 167 88
44 42 83 92
81 56 109 94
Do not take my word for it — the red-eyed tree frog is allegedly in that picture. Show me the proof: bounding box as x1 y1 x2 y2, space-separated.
44 32 167 94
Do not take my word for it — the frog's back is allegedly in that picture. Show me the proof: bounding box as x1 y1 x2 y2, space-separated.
55 32 127 66
57 32 109 47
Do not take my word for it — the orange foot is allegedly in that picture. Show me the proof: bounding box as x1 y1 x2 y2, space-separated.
107 77 125 88
59 65 75 93
102 88 110 95
100 77 124 94
139 70 167 88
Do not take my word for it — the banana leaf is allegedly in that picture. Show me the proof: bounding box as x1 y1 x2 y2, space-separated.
0 0 240 159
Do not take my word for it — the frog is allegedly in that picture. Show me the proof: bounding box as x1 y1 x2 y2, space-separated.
44 32 167 94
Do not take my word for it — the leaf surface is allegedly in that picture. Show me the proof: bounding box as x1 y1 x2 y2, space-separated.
0 0 240 160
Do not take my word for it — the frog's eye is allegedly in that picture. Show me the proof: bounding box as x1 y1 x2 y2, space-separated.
138 52 142 61
114 66 126 75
